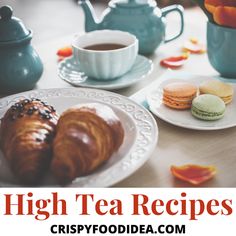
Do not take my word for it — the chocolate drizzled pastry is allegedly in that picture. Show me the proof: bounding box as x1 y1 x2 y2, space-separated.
0 98 58 185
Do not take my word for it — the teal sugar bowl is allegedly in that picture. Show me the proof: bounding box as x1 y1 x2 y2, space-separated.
207 21 236 78
0 6 43 94
79 0 184 55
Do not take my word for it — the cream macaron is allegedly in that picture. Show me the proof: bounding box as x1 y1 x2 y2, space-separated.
199 80 234 104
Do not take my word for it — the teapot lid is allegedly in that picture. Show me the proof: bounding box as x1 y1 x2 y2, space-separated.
0 5 31 43
110 0 157 8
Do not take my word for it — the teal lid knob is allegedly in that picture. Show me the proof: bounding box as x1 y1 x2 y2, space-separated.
0 5 30 43
0 6 13 20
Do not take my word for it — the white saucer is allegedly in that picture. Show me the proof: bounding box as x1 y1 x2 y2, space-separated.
58 55 153 90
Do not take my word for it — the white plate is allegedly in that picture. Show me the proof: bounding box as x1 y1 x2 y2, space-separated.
147 74 236 130
58 55 153 90
0 88 158 187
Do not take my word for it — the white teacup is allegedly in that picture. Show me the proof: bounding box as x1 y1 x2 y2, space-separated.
72 30 138 80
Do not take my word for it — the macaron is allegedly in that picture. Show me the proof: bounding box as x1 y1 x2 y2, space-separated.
191 94 226 121
199 80 234 104
163 82 197 110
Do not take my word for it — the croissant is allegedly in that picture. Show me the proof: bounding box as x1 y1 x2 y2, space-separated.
0 99 58 185
52 103 125 185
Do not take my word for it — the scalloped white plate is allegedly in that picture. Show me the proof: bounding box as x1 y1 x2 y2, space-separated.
0 88 158 187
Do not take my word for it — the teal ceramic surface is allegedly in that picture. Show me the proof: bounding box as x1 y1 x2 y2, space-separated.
58 55 153 90
0 6 43 94
79 0 184 55
207 21 236 78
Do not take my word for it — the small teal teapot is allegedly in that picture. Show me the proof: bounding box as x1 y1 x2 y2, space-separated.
0 6 43 94
79 0 184 54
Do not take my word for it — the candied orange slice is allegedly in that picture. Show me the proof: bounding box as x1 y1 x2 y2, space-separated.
171 164 217 185
205 0 236 14
205 0 224 14
160 53 189 69
183 38 206 54
214 6 236 28
57 46 73 57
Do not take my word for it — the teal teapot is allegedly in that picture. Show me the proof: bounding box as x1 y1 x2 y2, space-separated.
79 0 184 54
0 6 43 94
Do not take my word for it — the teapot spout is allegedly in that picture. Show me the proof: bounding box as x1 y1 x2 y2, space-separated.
79 0 99 32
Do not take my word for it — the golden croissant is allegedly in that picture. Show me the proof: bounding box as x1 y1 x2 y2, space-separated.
52 103 125 185
0 99 58 185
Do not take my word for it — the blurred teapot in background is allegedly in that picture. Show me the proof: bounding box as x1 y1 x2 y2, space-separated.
0 6 43 94
79 0 184 54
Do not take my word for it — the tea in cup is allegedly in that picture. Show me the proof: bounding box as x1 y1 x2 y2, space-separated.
72 30 138 80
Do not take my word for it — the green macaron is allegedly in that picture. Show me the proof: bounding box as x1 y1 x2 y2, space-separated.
191 94 226 121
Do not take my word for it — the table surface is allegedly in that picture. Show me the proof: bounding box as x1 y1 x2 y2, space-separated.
1 0 236 187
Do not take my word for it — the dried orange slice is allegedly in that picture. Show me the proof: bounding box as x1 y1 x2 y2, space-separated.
214 6 236 28
171 164 217 185
205 0 236 14
160 53 189 69
183 38 206 54
57 46 73 57
205 0 223 14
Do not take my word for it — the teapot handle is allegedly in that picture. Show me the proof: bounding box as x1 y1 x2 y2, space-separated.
162 5 184 43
